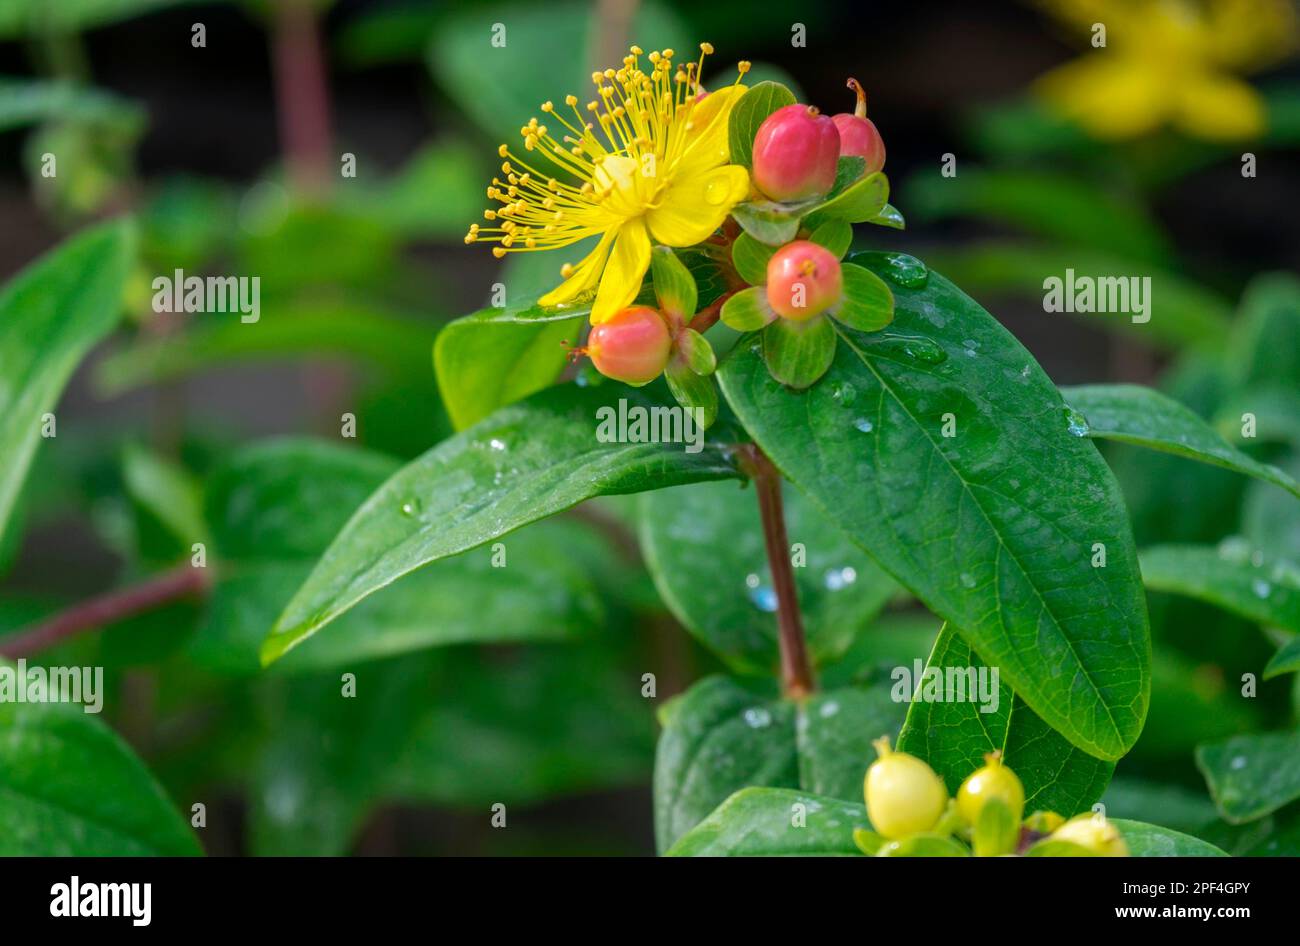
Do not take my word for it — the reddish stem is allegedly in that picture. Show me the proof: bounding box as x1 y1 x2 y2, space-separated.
0 566 211 659
739 444 816 698
272 0 334 196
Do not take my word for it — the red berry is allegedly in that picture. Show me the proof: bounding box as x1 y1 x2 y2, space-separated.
765 241 842 320
831 78 885 173
586 306 672 384
751 104 840 202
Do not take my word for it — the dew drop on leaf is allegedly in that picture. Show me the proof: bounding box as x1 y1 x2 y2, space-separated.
959 572 976 589
831 381 857 406
898 336 946 365
399 498 422 518
743 707 773 728
744 572 777 612
1063 405 1090 437
853 417 874 433
1252 579 1272 599
879 252 929 288
823 566 857 590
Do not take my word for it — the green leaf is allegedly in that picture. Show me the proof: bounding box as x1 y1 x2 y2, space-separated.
903 167 1173 265
0 77 143 132
650 246 698 322
727 80 796 169
803 169 889 227
638 480 895 674
807 218 852 258
831 263 894 332
0 220 133 546
1265 636 1300 678
194 438 608 673
897 625 1113 816
121 444 208 550
731 232 775 286
97 302 436 395
730 197 815 245
266 385 742 663
334 139 486 239
1111 819 1229 857
664 360 719 430
718 251 1151 760
972 797 1019 856
653 675 904 851
433 301 583 431
1197 730 1300 823
762 314 836 389
720 285 774 331
918 242 1232 353
1100 777 1219 835
1227 272 1300 390
666 787 867 856
1138 544 1300 635
0 686 200 855
0 0 202 37
1062 383 1300 500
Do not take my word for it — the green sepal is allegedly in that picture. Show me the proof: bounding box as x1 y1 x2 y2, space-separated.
831 263 894 332
676 327 717 375
807 218 853 259
762 313 836 389
720 286 776 331
732 231 776 286
972 797 1020 857
665 358 719 430
650 245 698 323
876 834 970 857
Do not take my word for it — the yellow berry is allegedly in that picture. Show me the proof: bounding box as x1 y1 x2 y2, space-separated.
957 750 1025 827
1050 813 1130 856
863 736 948 839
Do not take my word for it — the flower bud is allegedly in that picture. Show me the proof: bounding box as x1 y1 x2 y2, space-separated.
831 79 885 173
957 751 1025 828
751 104 840 201
1049 813 1130 856
765 240 842 320
586 306 671 385
864 736 949 840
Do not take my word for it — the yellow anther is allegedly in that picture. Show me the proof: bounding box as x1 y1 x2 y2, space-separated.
700 42 714 55
738 60 751 73
484 210 497 220
561 263 575 278
492 247 507 258
541 100 554 112
497 144 508 157
663 48 674 58
630 44 643 55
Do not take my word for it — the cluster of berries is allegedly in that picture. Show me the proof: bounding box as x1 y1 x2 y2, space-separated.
860 737 1130 857
582 80 887 387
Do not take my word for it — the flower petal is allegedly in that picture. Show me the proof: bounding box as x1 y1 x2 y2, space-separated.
675 84 746 178
646 164 749 247
1034 54 1169 139
538 229 615 307
1173 70 1266 141
591 221 651 324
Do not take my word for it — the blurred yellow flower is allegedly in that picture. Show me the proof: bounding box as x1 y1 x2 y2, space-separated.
1033 0 1298 141
466 44 751 324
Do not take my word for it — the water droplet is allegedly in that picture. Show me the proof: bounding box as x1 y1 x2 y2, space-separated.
899 336 946 365
745 572 777 612
819 700 840 718
1250 550 1264 568
743 707 772 728
1230 755 1248 771
574 361 604 387
1063 405 1090 437
853 417 874 433
823 566 858 591
400 498 422 518
962 338 980 357
705 178 731 205
959 572 977 589
489 438 508 451
831 381 857 407
1252 579 1272 599
880 252 929 288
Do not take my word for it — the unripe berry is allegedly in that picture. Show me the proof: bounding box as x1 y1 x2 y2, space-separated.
957 751 1025 828
585 306 671 385
765 240 842 320
831 78 885 173
864 736 949 840
751 104 840 202
1050 813 1130 856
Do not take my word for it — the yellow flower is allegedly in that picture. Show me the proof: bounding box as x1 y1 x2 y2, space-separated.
1033 0 1298 141
465 44 752 323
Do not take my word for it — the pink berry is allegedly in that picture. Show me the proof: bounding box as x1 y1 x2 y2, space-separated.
765 241 843 321
751 104 841 202
586 306 672 384
831 78 885 173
